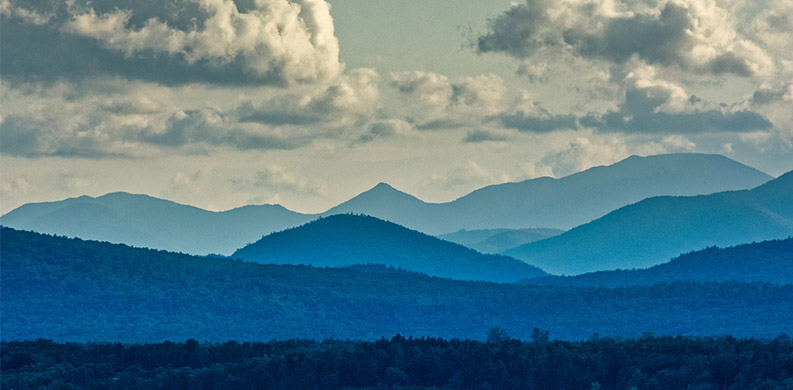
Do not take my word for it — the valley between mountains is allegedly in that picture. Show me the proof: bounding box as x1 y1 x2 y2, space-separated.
2 152 792 343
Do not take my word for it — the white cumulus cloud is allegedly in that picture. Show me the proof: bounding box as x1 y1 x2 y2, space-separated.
63 0 341 84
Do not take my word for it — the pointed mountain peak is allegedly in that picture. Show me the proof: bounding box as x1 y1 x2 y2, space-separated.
322 182 426 217
369 182 399 192
353 182 417 200
353 182 423 203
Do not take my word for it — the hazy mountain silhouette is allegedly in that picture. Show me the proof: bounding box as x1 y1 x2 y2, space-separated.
232 214 546 283
324 153 772 233
524 238 793 286
438 228 564 254
0 153 773 254
323 182 432 221
504 171 793 275
0 192 313 255
3 227 792 342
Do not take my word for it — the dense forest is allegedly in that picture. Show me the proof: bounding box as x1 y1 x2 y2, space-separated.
3 335 793 389
526 238 793 286
3 227 792 342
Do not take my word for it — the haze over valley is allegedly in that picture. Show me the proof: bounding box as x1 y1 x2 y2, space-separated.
2 0 793 387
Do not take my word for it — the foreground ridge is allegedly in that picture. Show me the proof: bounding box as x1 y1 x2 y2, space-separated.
3 336 792 389
2 227 792 342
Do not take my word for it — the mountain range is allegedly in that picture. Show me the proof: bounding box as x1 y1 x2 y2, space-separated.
0 192 314 255
524 238 793 287
232 214 547 283
324 153 772 233
0 153 773 255
3 227 791 342
505 171 793 275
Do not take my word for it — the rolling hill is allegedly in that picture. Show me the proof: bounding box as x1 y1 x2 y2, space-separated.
325 153 772 233
231 214 546 283
0 192 313 255
505 171 793 275
525 238 793 287
3 227 792 342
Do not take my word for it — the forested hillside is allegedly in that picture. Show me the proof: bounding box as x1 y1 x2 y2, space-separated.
2 227 792 342
506 170 793 274
232 214 547 283
526 238 793 286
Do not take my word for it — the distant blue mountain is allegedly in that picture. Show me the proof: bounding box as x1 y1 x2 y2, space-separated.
524 238 793 286
232 214 547 283
437 228 564 254
0 153 774 254
0 192 313 255
504 171 793 275
325 153 772 233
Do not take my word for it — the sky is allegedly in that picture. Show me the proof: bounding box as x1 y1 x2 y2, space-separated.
1 0 792 215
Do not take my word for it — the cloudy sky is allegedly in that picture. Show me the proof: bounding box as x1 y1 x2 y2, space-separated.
1 0 791 214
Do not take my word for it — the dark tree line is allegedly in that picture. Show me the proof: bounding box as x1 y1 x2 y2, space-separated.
3 335 793 390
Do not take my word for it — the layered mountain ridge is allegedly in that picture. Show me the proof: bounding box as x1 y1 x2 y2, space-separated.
505 171 793 275
0 193 314 255
523 238 793 286
0 153 773 256
324 153 773 233
3 227 791 342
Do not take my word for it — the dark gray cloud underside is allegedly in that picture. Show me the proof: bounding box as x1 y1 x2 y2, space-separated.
417 119 473 131
476 1 757 77
0 118 43 157
582 109 772 134
464 129 509 143
139 110 306 150
0 116 117 158
752 83 792 105
236 103 324 126
477 3 545 57
238 112 324 127
0 21 274 86
499 113 578 133
564 3 690 66
498 102 771 134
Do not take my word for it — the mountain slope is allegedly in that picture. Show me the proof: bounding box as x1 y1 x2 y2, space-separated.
3 227 792 342
525 238 793 286
325 153 772 233
322 182 433 221
438 228 564 254
0 192 313 255
232 214 547 283
0 153 774 253
505 171 793 275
